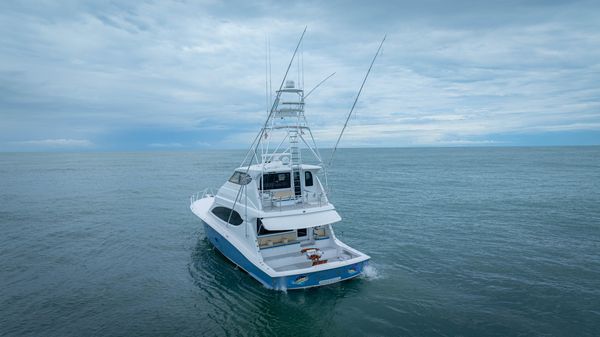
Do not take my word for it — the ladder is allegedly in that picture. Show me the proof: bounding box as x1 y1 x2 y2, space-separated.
290 129 302 197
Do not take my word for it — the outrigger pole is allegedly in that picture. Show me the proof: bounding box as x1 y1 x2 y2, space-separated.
328 35 386 167
239 26 307 168
305 72 336 99
228 27 308 225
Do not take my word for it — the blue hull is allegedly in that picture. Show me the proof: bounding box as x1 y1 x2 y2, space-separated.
203 221 367 290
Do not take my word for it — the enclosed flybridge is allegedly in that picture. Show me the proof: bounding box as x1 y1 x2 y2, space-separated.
190 30 383 290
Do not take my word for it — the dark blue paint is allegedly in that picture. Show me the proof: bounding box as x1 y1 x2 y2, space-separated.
203 221 366 290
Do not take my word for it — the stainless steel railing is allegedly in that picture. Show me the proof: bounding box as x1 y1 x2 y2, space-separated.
189 188 215 206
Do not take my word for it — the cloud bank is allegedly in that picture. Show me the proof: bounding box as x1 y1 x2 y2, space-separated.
11 139 93 147
1 1 599 151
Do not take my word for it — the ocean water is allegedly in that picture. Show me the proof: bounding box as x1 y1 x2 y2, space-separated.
1 147 599 336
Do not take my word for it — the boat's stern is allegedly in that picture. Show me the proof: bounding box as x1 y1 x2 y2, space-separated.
256 226 371 290
272 257 369 290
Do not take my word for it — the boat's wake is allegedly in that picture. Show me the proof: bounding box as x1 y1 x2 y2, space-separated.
361 264 383 280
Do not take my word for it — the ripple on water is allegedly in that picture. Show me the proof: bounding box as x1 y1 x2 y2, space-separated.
3 148 600 336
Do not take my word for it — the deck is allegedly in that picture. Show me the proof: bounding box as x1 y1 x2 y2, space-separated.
261 240 357 272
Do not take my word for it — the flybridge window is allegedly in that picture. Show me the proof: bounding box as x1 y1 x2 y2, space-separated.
305 171 313 187
259 172 291 190
211 207 243 226
228 171 252 185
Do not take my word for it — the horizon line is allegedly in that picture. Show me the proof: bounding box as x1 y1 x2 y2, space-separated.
2 143 599 154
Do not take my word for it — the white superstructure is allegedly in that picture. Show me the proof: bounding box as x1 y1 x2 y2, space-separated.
190 30 382 290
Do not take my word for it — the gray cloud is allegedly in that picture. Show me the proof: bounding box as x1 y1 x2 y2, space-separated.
1 0 599 151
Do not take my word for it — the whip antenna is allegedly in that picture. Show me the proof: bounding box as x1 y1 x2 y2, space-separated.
328 35 386 167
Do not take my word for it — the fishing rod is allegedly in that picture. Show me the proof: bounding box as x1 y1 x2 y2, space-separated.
239 26 307 168
228 27 308 225
328 35 386 168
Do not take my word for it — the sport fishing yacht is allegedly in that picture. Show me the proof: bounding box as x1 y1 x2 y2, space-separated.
190 31 383 290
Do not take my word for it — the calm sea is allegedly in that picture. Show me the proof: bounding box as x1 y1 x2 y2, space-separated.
1 147 599 336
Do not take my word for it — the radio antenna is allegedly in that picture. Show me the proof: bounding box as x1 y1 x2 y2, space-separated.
328 35 386 167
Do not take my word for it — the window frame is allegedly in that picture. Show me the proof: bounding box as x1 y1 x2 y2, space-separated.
228 171 252 185
304 171 314 187
211 206 243 226
259 172 291 190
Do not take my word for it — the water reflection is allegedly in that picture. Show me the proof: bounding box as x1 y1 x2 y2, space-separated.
188 236 366 336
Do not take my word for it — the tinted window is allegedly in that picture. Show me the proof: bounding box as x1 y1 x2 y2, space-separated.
305 171 313 187
211 206 243 226
260 172 291 190
228 172 240 183
228 171 252 185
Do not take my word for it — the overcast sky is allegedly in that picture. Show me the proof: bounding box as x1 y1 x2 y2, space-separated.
1 0 599 151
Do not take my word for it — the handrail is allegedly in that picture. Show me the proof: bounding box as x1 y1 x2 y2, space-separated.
190 187 325 210
259 188 326 211
190 188 215 206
